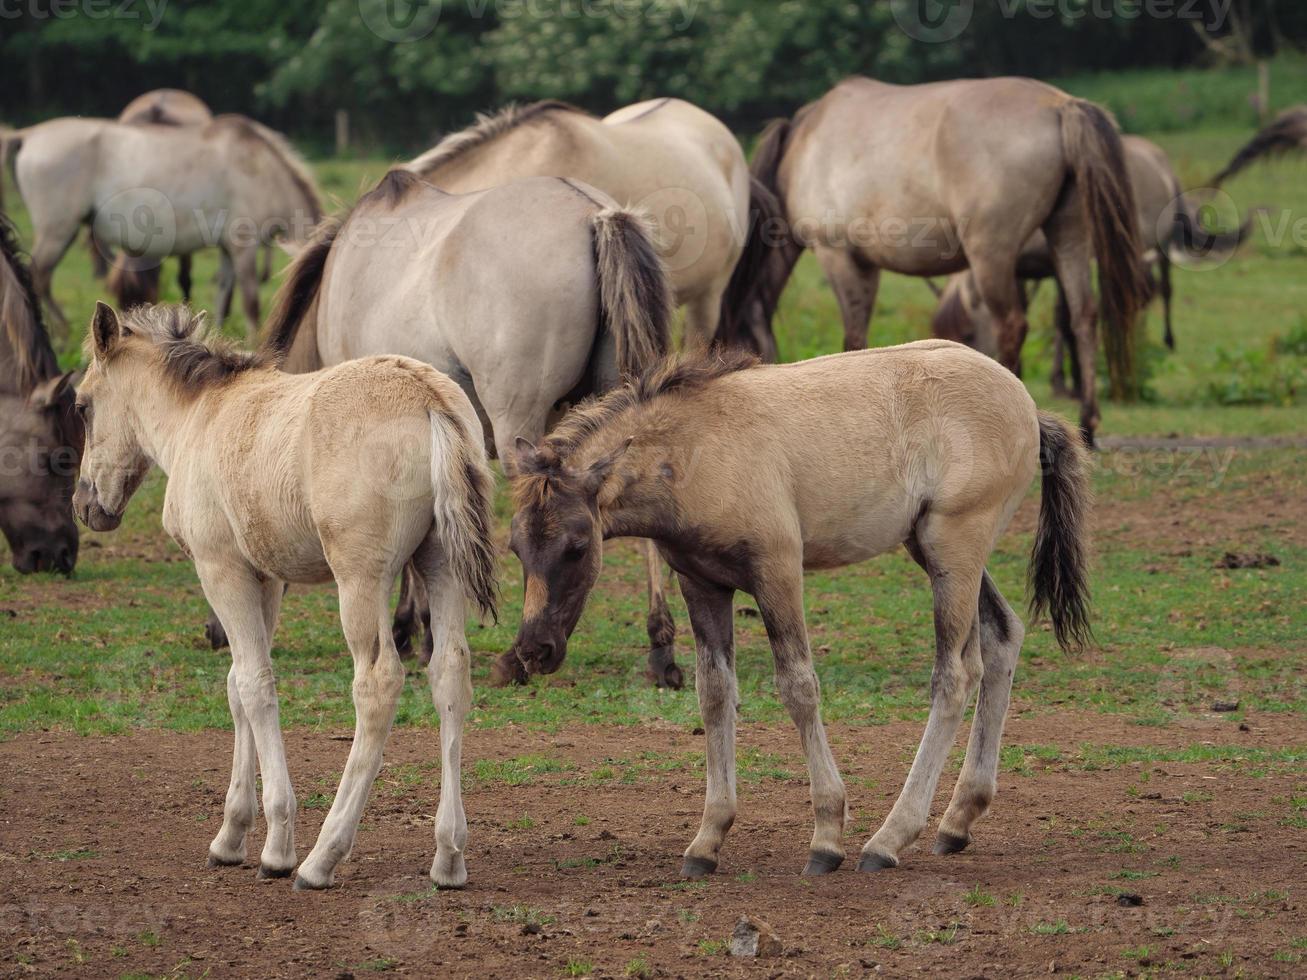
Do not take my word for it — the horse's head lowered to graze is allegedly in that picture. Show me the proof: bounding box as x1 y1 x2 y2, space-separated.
505 436 633 678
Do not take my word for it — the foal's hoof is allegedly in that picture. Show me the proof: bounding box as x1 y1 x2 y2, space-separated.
206 853 243 869
256 864 294 881
933 831 971 855
681 855 718 879
855 851 898 873
802 850 845 876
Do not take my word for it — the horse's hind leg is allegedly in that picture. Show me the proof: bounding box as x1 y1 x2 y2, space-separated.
1044 199 1100 444
858 513 988 871
233 246 261 342
934 571 1024 855
1157 250 1175 350
178 254 194 303
29 222 80 336
814 246 880 351
677 573 739 878
417 548 474 888
643 541 682 689
295 573 407 890
970 257 1030 374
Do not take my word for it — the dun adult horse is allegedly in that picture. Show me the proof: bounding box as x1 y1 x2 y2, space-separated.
931 135 1252 391
261 168 685 687
1212 105 1307 186
509 343 1091 876
73 302 497 890
6 115 320 336
719 76 1148 442
407 98 756 349
0 214 80 574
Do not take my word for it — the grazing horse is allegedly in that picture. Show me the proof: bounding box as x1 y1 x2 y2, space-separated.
1212 105 1307 186
0 214 80 574
87 90 218 293
719 76 1149 442
407 98 758 350
508 343 1091 877
931 135 1253 392
73 302 497 890
257 168 684 688
7 115 320 337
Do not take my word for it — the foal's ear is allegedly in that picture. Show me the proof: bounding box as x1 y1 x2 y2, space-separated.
513 436 543 473
582 437 634 496
91 302 122 359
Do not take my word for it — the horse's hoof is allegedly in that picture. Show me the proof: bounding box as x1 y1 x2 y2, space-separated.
393 624 414 658
802 850 844 875
206 853 243 869
933 831 971 855
855 851 898 873
431 852 468 889
681 855 717 879
256 864 294 881
205 620 229 651
292 874 330 891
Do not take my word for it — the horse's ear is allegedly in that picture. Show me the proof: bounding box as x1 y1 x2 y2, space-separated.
27 370 77 411
514 436 542 473
91 302 121 358
582 437 633 496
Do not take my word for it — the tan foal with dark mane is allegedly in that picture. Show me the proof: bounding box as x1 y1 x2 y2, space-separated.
73 302 497 890
509 342 1091 876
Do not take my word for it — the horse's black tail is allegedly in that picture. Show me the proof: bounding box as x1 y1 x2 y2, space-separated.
1211 106 1307 186
714 117 801 361
1029 412 1093 653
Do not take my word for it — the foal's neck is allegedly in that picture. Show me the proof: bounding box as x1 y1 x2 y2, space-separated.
583 405 693 544
123 367 214 475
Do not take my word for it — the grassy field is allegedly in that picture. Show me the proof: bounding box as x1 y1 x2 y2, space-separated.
0 120 1303 740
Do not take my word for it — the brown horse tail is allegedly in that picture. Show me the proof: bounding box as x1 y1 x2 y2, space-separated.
428 405 499 623
106 255 161 311
1210 106 1307 186
1168 187 1254 265
714 117 800 359
1029 411 1093 653
590 206 673 377
260 216 341 372
1058 99 1149 401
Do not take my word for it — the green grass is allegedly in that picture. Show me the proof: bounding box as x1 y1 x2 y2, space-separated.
0 98 1304 753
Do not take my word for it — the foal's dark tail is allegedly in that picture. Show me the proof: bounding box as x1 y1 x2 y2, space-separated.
1029 412 1093 653
590 207 673 377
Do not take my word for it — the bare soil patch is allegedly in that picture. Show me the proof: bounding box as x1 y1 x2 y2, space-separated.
2 713 1302 978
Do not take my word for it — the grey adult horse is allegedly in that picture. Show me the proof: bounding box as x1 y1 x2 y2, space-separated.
251 169 684 688
5 115 320 337
931 134 1253 393
0 213 80 574
407 99 756 350
719 76 1149 443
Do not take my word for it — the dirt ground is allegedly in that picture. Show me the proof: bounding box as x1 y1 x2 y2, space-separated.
2 711 1303 979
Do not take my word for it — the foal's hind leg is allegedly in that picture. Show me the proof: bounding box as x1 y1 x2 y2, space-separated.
814 246 880 351
858 513 988 871
295 574 407 890
934 571 1024 855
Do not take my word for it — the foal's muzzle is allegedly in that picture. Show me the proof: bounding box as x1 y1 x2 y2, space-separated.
73 479 122 532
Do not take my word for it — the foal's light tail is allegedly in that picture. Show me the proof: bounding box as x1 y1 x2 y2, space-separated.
428 407 499 622
1058 99 1150 401
590 206 673 377
1029 412 1093 653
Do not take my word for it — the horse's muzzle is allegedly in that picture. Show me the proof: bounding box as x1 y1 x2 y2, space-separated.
73 480 122 532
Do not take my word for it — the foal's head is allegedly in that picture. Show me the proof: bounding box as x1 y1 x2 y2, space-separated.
507 437 632 676
72 303 153 531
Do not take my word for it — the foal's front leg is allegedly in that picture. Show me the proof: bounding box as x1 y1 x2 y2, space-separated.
295 576 407 890
200 565 297 877
678 574 739 878
755 570 848 874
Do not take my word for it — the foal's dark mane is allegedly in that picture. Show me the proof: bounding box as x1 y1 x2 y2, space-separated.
115 305 273 396
513 349 757 508
0 212 59 394
410 100 591 176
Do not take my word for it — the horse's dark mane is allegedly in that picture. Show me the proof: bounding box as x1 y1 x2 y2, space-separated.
513 349 757 508
116 304 273 395
409 100 591 176
0 212 59 393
